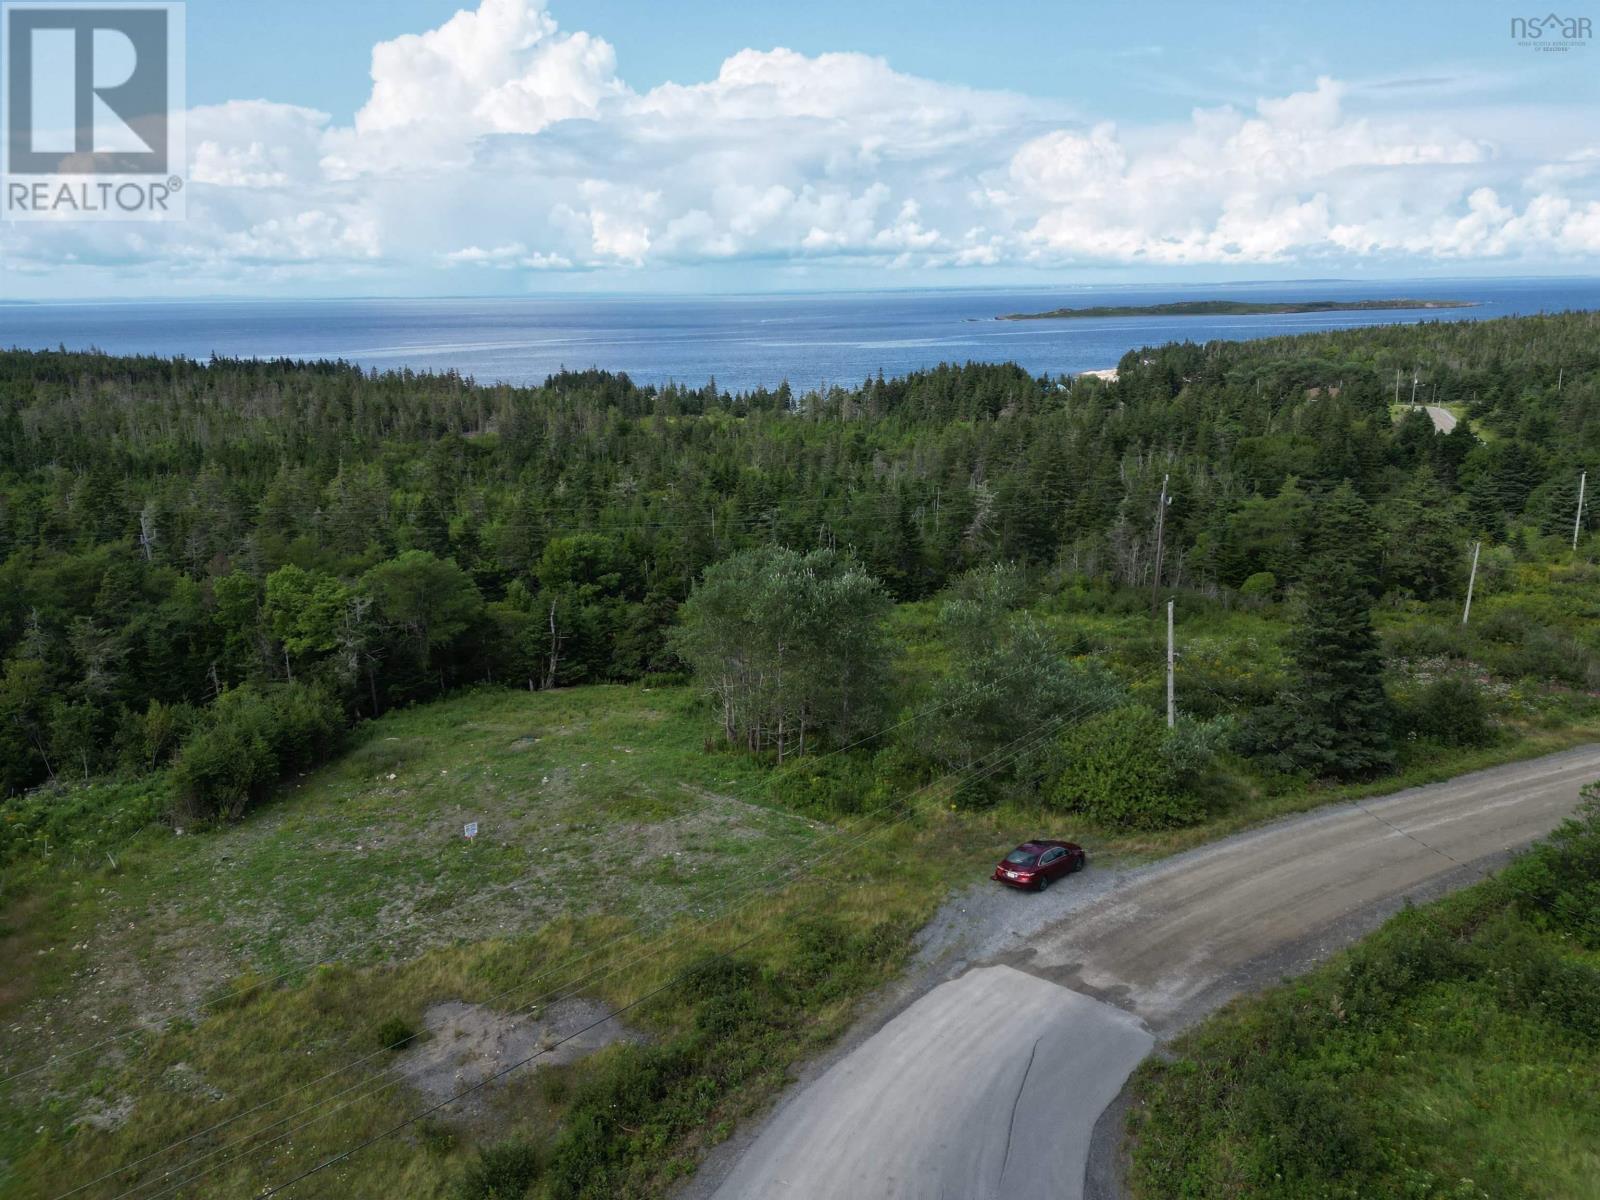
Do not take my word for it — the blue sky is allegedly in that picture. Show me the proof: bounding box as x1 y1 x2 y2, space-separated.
4 0 1599 296
190 0 1594 124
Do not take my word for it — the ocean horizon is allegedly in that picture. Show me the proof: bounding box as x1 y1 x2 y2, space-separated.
4 276 1599 393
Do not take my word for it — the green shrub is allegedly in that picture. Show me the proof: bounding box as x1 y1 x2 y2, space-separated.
765 745 917 819
540 938 900 1198
922 619 1125 799
117 699 199 773
1049 705 1203 829
1501 791 1600 948
1399 675 1495 747
638 670 690 688
1128 797 1600 1200
1239 570 1277 601
453 1138 542 1200
1383 619 1466 661
1470 607 1600 686
780 912 914 1005
1473 606 1528 645
764 752 878 818
0 777 169 870
372 1016 417 1052
545 1040 705 1196
1500 626 1598 687
171 682 345 821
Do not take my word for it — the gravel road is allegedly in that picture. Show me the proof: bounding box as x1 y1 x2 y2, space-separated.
1421 404 1457 432
688 745 1600 1200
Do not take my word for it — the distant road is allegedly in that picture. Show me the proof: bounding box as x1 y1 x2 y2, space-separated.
699 746 1600 1200
1422 404 1458 432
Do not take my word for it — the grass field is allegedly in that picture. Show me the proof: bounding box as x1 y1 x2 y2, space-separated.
0 682 1007 1199
2 686 831 1057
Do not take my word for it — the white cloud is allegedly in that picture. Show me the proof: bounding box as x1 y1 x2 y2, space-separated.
5 0 1600 291
318 0 622 180
189 101 329 189
442 242 573 269
352 0 619 137
1003 77 1510 265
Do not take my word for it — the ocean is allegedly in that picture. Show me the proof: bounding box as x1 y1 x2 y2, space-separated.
3 277 1598 394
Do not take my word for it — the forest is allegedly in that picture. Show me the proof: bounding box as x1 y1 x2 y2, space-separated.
0 310 1597 818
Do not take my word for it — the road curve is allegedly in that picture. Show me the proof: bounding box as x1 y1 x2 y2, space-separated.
703 745 1600 1200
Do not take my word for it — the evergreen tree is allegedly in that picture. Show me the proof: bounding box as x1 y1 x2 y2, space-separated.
1242 556 1393 779
1312 481 1381 595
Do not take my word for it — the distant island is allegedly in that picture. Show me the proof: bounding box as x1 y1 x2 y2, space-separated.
997 298 1477 320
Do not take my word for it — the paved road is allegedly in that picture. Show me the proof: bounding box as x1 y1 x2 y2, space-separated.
704 746 1600 1200
707 967 1151 1199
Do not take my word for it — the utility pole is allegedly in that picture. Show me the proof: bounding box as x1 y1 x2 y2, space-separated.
1393 368 1400 405
1166 598 1176 729
1462 540 1481 625
1410 368 1419 406
1575 470 1588 551
1151 473 1170 614
137 504 156 562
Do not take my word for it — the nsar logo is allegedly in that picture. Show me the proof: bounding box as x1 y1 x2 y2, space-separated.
1509 12 1592 51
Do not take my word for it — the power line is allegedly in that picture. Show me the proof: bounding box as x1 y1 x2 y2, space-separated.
98 700 1101 1200
6 623 1089 1087
251 709 1086 1200
44 666 1153 1200
91 700 1101 1200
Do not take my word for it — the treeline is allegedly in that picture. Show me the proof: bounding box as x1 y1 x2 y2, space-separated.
0 310 1596 799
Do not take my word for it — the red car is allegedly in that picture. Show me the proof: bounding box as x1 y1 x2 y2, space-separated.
992 840 1086 891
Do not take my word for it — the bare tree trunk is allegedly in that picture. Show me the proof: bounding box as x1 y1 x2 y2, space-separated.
26 729 55 781
543 601 562 690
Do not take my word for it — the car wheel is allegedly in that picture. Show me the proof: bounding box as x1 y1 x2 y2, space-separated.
1037 875 1050 892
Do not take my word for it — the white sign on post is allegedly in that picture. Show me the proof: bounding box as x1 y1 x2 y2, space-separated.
463 821 478 840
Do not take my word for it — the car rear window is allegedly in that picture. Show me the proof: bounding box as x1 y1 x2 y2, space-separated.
1004 849 1038 866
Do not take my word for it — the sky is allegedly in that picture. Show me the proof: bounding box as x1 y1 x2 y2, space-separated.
3 0 1599 297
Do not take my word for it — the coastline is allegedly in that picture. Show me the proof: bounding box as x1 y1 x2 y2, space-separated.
999 298 1478 321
